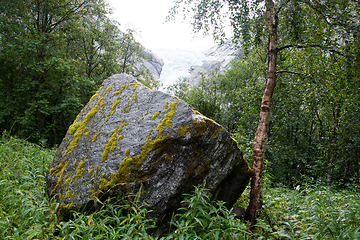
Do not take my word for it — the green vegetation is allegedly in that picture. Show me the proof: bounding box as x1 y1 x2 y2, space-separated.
1 0 359 238
166 48 360 188
1 134 359 239
168 0 360 225
0 0 159 147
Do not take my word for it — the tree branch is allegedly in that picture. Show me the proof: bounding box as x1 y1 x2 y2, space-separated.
303 1 360 35
277 70 306 76
50 1 89 30
277 44 345 56
275 0 291 15
277 70 313 81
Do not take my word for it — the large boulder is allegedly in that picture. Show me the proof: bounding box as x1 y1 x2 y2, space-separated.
46 73 251 230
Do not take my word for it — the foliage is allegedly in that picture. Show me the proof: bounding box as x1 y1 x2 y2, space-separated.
166 55 264 135
164 184 251 239
0 0 158 147
0 136 359 239
268 45 360 187
166 0 360 187
0 132 56 238
262 185 360 239
167 45 360 187
50 195 156 239
0 133 157 239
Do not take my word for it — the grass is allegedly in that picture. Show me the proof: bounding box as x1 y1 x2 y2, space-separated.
0 133 359 239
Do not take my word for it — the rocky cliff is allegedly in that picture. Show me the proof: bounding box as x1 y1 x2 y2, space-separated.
186 39 242 86
141 49 164 80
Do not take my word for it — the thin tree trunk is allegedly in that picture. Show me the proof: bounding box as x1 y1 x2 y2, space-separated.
245 0 277 228
327 141 335 186
327 128 337 185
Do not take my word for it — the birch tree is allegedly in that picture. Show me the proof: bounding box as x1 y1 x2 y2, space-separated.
168 0 360 227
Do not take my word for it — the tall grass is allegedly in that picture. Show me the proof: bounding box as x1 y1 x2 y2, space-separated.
262 186 360 239
0 133 359 239
0 132 55 239
0 132 157 239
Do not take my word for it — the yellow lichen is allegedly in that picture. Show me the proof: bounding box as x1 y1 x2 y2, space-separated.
89 93 100 104
124 106 131 113
156 101 177 134
64 178 71 185
191 109 203 116
88 166 94 175
49 161 69 197
73 160 85 181
150 112 161 120
128 81 141 91
92 132 100 142
111 99 120 110
178 125 189 136
101 121 127 162
107 110 116 117
65 190 72 199
69 122 82 134
193 118 207 136
49 168 56 176
104 86 112 94
114 82 127 95
65 104 99 156
100 101 108 108
125 149 130 156
99 133 170 192
132 92 138 101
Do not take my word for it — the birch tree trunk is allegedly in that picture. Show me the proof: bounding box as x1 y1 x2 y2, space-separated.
245 0 278 228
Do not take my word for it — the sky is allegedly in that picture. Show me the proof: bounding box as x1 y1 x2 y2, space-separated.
106 0 216 51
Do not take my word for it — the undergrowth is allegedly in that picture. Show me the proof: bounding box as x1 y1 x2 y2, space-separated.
0 133 359 239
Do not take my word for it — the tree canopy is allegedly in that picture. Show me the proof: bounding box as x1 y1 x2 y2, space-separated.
0 0 158 147
168 0 360 226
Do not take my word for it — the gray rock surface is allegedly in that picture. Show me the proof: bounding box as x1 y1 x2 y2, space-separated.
46 73 251 230
141 49 164 80
186 39 242 86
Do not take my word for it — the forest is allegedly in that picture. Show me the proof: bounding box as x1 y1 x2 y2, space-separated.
0 0 359 239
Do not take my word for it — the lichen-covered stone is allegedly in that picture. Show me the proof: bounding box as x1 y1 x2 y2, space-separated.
46 73 251 230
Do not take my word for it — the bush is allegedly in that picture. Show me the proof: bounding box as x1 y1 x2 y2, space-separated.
165 184 250 239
